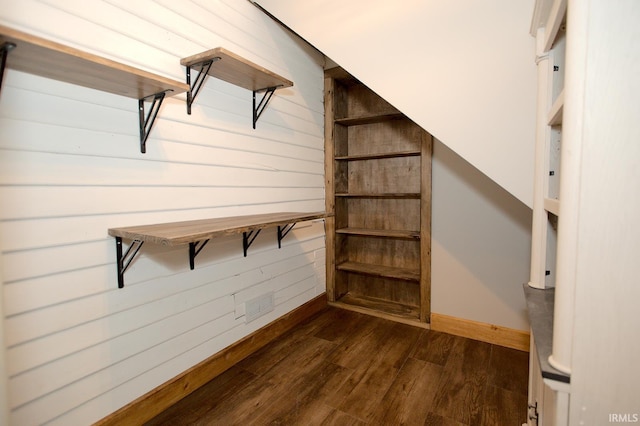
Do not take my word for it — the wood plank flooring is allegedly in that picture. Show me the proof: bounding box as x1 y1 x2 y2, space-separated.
145 308 529 425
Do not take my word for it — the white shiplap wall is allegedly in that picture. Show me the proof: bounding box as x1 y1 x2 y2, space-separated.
0 0 325 424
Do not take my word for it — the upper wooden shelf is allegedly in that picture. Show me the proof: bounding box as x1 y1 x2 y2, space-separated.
180 47 292 93
334 150 421 161
179 47 293 127
335 227 420 240
0 25 188 100
109 211 325 246
0 25 188 153
334 113 404 127
109 211 328 288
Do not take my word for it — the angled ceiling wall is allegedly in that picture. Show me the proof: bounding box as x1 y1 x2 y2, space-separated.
253 0 537 208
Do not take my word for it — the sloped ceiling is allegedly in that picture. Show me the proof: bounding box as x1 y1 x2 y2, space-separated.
253 0 537 208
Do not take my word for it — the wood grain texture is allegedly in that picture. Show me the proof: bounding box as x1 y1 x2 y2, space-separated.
180 47 293 91
95 294 327 426
325 68 431 325
0 25 188 99
107 211 327 245
144 308 528 425
431 313 530 352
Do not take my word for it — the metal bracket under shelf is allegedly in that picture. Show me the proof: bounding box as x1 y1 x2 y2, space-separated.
139 90 171 153
253 86 280 129
184 57 220 115
115 237 144 288
189 239 210 270
115 221 301 287
0 42 17 94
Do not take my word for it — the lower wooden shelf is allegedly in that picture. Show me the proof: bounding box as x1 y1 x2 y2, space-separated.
330 293 427 328
108 211 327 288
337 261 420 282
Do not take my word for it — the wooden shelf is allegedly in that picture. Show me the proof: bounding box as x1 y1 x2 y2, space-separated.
548 89 564 125
0 25 188 100
331 293 422 323
181 47 292 92
335 192 421 199
0 25 189 153
334 150 421 161
543 0 568 52
334 113 404 126
180 47 293 127
337 261 420 282
544 197 560 216
108 211 326 287
335 227 420 240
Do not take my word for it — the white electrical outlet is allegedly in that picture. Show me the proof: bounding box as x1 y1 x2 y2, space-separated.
245 292 274 323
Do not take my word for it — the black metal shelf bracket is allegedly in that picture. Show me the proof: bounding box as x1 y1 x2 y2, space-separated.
277 223 297 248
252 86 280 129
0 42 17 94
185 57 220 115
243 229 261 257
189 239 210 270
115 237 144 288
139 90 171 153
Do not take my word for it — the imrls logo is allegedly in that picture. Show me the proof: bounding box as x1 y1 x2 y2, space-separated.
610 413 640 423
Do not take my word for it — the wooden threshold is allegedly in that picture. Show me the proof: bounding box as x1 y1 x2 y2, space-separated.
431 312 530 352
94 294 328 426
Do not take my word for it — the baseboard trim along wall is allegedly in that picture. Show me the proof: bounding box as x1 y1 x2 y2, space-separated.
431 313 530 352
94 293 328 426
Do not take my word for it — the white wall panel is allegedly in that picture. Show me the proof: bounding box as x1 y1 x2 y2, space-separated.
0 0 325 423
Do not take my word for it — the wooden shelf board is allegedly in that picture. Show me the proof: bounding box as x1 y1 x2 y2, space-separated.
548 89 564 125
543 0 567 52
337 261 420 282
335 192 421 199
0 25 188 99
334 150 421 161
544 198 560 215
334 113 405 126
108 211 326 246
180 47 293 92
331 293 425 326
335 227 420 240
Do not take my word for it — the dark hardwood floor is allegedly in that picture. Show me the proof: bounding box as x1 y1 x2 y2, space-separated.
146 307 529 425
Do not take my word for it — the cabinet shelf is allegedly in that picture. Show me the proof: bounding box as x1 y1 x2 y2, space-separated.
334 113 404 126
548 89 564 125
334 150 421 161
332 293 421 322
0 24 189 153
180 47 293 128
337 261 420 282
336 227 420 240
544 197 560 215
108 211 326 288
335 192 421 199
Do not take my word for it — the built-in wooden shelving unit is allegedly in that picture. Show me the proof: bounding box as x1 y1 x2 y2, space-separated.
180 47 293 128
325 67 432 328
108 211 326 288
0 24 189 153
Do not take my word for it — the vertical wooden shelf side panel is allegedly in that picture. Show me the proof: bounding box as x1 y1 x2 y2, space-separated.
420 132 433 322
324 74 337 302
